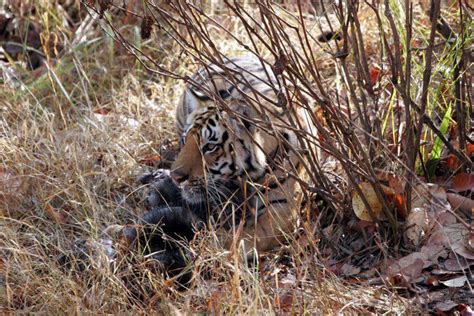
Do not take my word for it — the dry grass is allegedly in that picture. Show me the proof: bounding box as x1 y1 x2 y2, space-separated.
1 0 471 313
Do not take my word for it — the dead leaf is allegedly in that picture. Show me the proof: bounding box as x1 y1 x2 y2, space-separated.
452 242 474 260
452 173 474 192
425 230 450 247
411 183 447 210
352 182 389 222
404 207 429 247
428 184 449 205
369 67 381 86
440 275 467 288
387 252 430 281
392 193 408 218
443 255 473 271
447 193 474 213
386 172 405 193
380 177 408 218
421 244 448 262
467 144 474 156
340 263 361 276
435 210 457 226
435 300 458 312
425 224 468 259
443 223 469 242
446 154 459 170
350 219 376 233
273 54 288 76
415 289 446 305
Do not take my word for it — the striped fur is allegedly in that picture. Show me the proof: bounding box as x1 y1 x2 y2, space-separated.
172 56 313 255
176 56 280 142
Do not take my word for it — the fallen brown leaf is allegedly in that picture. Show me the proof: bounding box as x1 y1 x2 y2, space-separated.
440 275 467 288
415 289 445 305
452 242 474 260
452 173 474 192
404 207 429 247
352 182 391 222
340 263 361 276
447 193 474 213
369 67 381 86
446 154 459 170
435 300 459 312
387 252 430 281
443 255 473 271
421 244 449 262
411 183 448 210
376 171 405 193
426 223 468 252
467 144 474 156
435 210 457 226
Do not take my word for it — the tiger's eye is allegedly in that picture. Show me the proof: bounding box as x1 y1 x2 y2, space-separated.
203 143 217 154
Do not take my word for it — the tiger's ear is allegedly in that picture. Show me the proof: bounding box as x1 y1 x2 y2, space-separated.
228 100 257 117
226 100 257 134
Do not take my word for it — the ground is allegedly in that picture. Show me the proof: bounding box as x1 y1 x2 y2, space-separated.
1 1 472 314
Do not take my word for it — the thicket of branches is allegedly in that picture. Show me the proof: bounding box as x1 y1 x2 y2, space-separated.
86 0 472 248
1 0 472 313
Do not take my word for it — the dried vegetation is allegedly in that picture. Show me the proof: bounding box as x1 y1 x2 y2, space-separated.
1 0 473 314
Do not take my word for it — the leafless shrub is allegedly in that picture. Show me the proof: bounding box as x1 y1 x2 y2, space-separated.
84 0 470 250
1 0 470 312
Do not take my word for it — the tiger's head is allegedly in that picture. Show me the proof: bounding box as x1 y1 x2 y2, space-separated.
170 103 267 205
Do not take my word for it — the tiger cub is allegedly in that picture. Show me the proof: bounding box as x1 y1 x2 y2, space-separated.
171 55 315 255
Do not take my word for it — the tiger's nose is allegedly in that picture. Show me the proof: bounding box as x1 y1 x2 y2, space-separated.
170 170 188 184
